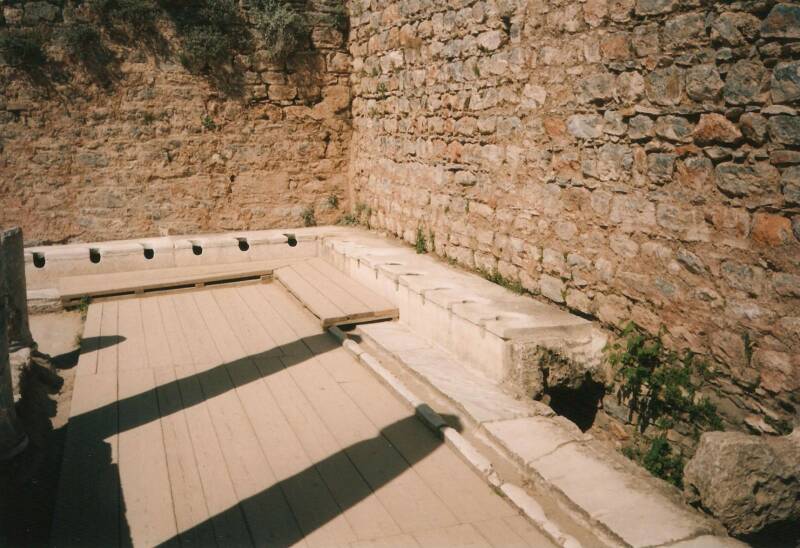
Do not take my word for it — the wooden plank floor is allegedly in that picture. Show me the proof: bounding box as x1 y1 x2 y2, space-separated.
274 258 398 327
58 258 307 303
52 283 555 548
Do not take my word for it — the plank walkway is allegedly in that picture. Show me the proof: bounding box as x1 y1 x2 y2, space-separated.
52 283 555 547
274 258 398 327
58 258 306 304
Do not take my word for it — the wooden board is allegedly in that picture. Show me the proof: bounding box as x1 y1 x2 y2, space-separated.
58 258 305 303
53 284 560 548
274 259 397 327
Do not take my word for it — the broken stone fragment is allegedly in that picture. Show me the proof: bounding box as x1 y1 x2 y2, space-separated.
693 113 742 145
684 430 800 537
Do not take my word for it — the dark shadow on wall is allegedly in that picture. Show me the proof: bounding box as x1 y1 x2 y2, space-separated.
51 328 456 546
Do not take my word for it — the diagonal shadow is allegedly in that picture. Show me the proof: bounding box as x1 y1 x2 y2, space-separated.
156 410 461 548
53 329 457 547
51 335 127 370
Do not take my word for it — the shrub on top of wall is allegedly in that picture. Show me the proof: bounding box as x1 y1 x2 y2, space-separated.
91 0 159 33
250 0 308 62
0 29 47 68
165 0 247 73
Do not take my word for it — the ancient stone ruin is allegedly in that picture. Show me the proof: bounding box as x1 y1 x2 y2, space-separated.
1 0 798 545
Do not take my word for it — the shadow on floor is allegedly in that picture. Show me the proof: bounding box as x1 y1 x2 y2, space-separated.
50 335 127 370
53 330 457 546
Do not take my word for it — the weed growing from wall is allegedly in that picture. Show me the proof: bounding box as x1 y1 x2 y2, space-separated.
607 322 722 486
478 268 527 295
415 227 427 254
301 206 317 227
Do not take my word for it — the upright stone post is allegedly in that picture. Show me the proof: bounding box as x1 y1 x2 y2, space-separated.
1 227 33 349
0 294 28 460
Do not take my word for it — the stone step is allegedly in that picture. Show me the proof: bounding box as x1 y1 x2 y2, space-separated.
357 321 741 548
359 321 546 423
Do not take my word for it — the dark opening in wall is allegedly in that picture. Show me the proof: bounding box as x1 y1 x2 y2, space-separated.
32 252 46 269
543 374 605 432
89 248 101 264
285 233 298 247
143 247 155 260
192 243 203 256
237 237 249 252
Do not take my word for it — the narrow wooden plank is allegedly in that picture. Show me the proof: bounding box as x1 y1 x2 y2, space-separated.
154 366 216 547
291 261 370 317
117 298 147 372
51 372 119 546
242 283 317 356
140 296 173 369
189 291 307 547
173 364 252 547
211 286 282 359
256 283 325 342
257 355 402 541
275 265 345 324
75 303 102 376
471 517 545 548
157 295 194 367
58 258 305 300
413 523 492 548
96 300 119 375
117 368 179 547
172 293 221 373
306 257 395 312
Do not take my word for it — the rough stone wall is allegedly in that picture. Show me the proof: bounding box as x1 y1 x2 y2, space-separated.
348 0 800 431
0 0 352 245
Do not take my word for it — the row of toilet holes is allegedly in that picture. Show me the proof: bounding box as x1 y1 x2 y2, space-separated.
32 235 298 269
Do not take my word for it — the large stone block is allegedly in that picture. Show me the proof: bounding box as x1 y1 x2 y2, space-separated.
684 430 800 536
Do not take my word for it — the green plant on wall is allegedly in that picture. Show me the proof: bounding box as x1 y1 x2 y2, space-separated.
301 206 316 227
167 0 245 73
251 0 308 62
414 227 427 254
607 322 722 487
478 268 526 295
91 0 159 33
